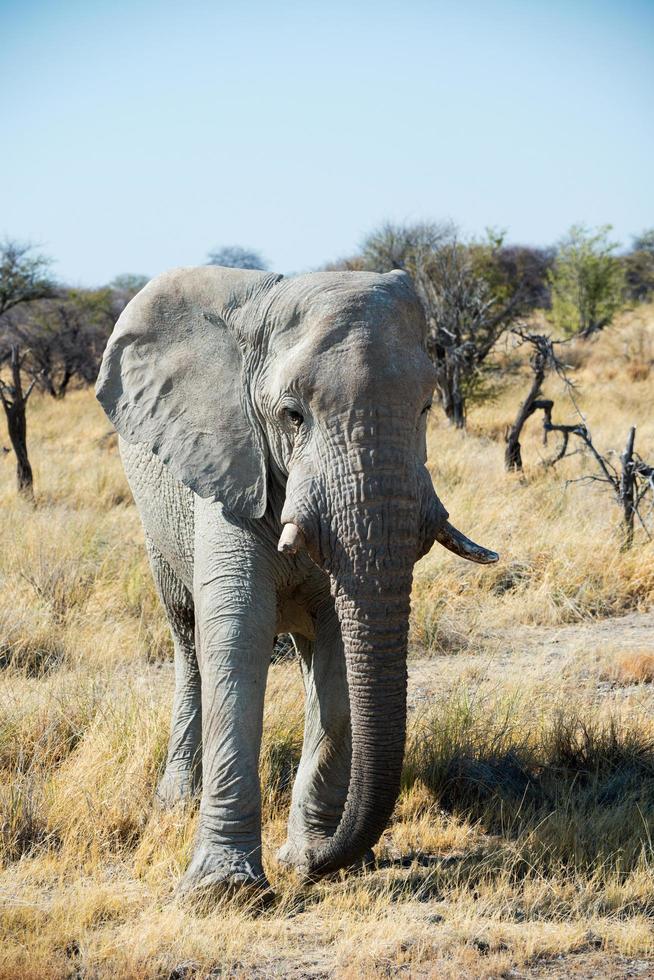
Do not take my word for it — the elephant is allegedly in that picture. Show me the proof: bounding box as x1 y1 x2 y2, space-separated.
95 265 498 900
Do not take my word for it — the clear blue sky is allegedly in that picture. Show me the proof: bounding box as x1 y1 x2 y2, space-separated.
2 0 653 285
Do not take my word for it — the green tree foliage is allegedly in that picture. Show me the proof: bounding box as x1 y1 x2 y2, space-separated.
547 225 625 338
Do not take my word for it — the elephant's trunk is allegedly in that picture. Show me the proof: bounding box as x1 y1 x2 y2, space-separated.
300 470 418 879
304 578 411 878
280 425 498 880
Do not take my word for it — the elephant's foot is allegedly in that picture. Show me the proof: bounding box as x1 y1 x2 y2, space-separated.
276 837 374 876
276 837 313 872
176 845 273 907
156 765 200 809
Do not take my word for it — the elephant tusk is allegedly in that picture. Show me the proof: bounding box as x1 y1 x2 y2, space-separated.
277 523 306 555
434 521 499 564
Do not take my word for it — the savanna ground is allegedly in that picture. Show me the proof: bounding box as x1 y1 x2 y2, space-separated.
1 307 654 979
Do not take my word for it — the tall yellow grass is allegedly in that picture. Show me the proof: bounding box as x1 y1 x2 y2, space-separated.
1 306 653 978
415 304 654 651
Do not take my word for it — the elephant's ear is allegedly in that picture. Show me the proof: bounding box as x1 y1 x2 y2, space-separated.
95 266 282 518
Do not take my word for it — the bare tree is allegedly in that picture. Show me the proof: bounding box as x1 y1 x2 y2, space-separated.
505 344 654 543
207 245 268 270
502 322 653 544
543 420 653 548
0 241 54 497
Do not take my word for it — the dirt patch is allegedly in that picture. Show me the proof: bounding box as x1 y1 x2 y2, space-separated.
507 952 654 979
408 611 654 710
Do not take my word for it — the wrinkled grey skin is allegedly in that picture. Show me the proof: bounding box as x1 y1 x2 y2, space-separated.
96 266 497 901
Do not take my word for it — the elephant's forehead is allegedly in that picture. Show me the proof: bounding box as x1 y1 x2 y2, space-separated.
270 294 434 407
307 285 420 338
272 275 422 340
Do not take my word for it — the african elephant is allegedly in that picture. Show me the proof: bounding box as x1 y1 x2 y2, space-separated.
95 265 497 900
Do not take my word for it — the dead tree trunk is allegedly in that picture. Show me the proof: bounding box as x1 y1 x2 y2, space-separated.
505 344 547 470
505 396 554 471
0 347 36 500
620 426 636 549
443 384 466 429
435 358 466 429
505 332 560 471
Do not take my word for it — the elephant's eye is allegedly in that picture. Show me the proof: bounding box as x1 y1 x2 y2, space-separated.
285 408 304 429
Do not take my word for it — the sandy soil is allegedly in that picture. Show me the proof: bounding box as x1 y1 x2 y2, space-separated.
408 611 654 712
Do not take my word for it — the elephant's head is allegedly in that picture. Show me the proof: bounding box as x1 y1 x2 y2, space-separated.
96 265 497 878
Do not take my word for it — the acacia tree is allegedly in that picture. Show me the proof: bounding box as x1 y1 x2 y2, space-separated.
547 225 625 338
0 240 54 318
7 288 116 398
360 222 547 427
0 241 54 497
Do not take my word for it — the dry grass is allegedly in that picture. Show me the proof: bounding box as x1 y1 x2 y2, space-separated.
1 306 654 977
414 304 654 654
601 651 654 687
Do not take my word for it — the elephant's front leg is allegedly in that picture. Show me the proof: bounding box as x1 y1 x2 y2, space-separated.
177 500 277 900
278 604 352 873
146 539 202 808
